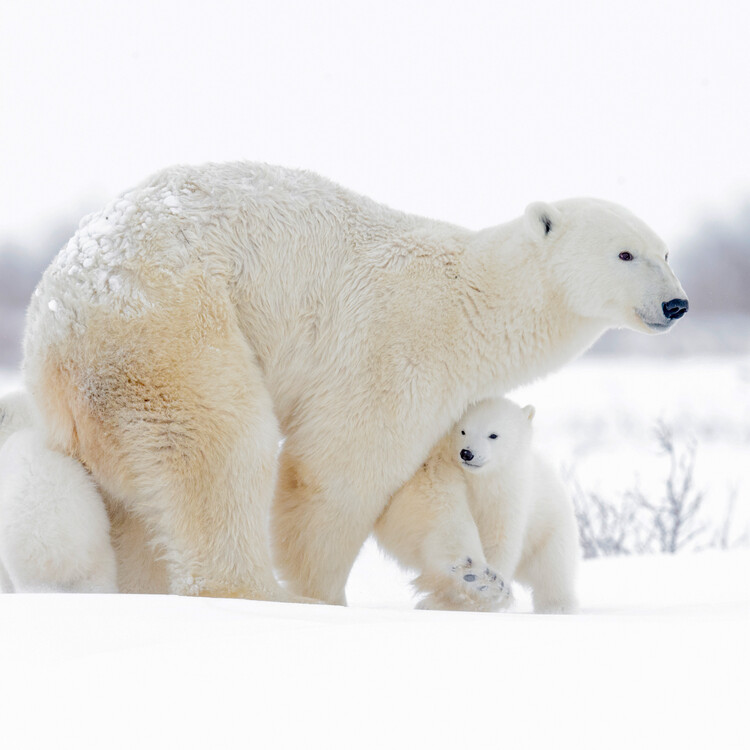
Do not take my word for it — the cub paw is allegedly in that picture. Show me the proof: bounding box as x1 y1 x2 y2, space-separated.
450 556 510 610
414 557 512 612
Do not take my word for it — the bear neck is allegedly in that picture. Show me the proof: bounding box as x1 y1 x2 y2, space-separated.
459 222 607 396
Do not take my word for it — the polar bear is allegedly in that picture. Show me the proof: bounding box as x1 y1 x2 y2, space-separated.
21 163 688 603
375 397 578 613
0 390 32 447
0 392 118 593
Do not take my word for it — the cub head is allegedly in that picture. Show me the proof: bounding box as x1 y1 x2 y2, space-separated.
453 397 535 475
524 199 688 334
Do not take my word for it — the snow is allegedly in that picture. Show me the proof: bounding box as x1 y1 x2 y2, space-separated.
0 360 747 748
0 370 20 394
509 354 750 544
0 546 747 749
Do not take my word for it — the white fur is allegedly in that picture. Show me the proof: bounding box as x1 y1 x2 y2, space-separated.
0 390 34 449
0 425 118 593
20 163 687 602
376 398 579 614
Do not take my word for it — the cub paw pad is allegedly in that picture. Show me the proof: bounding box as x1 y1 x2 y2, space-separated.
448 557 509 609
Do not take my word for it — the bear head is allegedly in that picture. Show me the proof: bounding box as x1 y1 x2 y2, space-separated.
524 198 688 334
453 397 535 475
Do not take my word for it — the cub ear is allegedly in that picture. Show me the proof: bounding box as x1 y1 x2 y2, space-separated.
524 202 562 240
522 404 536 422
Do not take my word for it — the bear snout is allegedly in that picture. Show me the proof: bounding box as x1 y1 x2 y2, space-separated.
460 448 474 462
662 298 689 320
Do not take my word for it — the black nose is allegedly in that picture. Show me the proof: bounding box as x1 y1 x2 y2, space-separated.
460 449 474 462
662 298 689 320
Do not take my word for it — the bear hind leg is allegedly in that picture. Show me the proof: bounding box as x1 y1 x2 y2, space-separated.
60 331 298 602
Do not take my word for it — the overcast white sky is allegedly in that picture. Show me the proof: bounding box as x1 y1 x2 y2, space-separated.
2 0 749 253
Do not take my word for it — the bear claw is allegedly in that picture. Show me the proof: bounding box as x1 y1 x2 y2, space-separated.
445 557 510 611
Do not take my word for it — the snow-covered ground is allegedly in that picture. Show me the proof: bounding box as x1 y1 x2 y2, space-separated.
0 547 747 749
0 358 748 748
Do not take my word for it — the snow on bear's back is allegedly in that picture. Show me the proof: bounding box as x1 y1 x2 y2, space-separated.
29 163 411 339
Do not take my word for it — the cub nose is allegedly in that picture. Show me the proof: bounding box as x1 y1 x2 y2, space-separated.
460 449 474 462
662 298 689 320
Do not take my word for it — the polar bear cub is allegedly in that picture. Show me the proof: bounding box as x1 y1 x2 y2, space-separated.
0 392 118 593
375 397 579 613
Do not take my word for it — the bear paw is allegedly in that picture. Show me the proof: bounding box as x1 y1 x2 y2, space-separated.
415 557 511 612
451 556 511 610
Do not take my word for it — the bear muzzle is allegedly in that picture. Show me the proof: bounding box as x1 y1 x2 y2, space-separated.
662 298 689 320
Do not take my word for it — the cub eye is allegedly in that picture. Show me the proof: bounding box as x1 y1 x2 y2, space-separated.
489 434 498 440
461 430 465 435
619 251 634 261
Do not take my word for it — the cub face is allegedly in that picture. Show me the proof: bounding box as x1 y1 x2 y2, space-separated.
452 398 535 475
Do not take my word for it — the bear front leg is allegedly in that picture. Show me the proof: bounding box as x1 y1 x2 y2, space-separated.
515 499 580 614
415 556 511 612
376 466 510 612
483 529 526 611
273 448 388 605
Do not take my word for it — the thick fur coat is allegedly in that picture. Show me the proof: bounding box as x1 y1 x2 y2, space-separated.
376 398 579 613
0 392 117 593
21 163 687 602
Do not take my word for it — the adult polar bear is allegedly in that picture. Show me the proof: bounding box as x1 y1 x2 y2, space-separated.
22 163 688 604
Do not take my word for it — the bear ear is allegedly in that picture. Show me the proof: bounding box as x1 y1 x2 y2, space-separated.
522 404 536 422
524 202 562 240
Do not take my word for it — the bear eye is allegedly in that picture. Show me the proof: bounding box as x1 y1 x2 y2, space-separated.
460 430 465 436
489 434 498 439
619 251 634 261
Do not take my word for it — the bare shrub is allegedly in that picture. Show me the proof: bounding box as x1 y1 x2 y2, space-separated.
569 422 747 558
570 478 650 559
708 487 750 551
627 422 707 554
